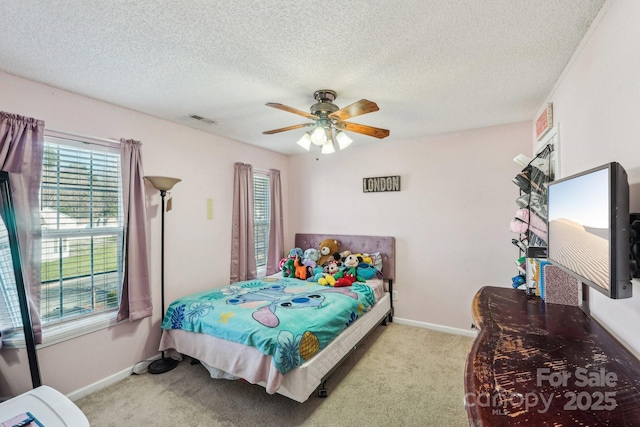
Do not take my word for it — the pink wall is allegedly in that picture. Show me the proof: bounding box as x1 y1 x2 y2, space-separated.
1 69 532 397
288 122 532 331
534 0 640 357
0 72 289 396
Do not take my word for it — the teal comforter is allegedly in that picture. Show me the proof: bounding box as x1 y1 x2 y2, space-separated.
162 277 376 374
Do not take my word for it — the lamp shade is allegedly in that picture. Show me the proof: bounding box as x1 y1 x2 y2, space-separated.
335 131 353 150
145 176 181 192
296 133 312 150
321 141 335 154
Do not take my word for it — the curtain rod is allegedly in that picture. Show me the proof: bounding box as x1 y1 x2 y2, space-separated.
44 128 121 148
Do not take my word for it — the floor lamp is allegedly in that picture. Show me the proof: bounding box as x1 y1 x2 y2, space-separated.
145 175 181 374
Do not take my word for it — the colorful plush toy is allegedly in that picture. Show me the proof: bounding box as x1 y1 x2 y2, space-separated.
282 257 295 277
280 247 303 277
318 260 340 286
353 253 373 265
294 255 308 280
338 250 352 264
307 265 325 282
334 254 366 287
302 248 320 268
317 239 340 267
357 263 378 280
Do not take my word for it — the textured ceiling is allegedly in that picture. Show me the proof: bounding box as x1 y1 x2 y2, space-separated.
0 0 606 154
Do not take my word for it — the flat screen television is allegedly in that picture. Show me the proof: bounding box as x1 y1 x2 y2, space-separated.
547 162 632 299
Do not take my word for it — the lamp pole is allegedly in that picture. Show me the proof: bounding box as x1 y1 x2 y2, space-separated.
145 177 181 374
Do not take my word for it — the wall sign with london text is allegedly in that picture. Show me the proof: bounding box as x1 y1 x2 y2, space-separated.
363 176 401 193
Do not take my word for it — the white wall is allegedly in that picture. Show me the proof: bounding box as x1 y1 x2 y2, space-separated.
536 0 640 357
288 122 531 332
0 72 289 396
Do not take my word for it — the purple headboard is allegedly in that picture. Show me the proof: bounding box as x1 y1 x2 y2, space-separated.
294 233 396 281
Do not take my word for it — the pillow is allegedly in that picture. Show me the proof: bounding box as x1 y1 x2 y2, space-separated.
370 251 384 272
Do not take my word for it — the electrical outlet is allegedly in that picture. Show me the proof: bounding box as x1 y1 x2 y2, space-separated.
392 290 398 301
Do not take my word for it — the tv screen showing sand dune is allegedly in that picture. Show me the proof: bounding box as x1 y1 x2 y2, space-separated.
547 167 611 292
548 218 609 291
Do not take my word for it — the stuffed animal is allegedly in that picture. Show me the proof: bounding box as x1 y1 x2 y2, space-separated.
317 239 340 267
339 250 352 264
280 247 303 277
294 255 308 280
357 263 378 280
307 266 325 282
342 254 362 269
353 253 373 265
334 254 365 287
318 260 340 286
282 257 295 278
302 248 320 268
318 273 336 286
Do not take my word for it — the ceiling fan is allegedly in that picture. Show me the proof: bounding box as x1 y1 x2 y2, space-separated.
263 89 390 153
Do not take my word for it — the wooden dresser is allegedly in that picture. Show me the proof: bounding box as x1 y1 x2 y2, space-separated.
465 286 640 426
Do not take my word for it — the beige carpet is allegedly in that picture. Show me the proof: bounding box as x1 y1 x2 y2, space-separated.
76 323 474 427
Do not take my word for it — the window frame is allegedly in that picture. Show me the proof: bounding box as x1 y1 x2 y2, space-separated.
2 131 125 349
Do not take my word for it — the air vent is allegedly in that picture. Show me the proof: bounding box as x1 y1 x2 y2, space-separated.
187 114 216 124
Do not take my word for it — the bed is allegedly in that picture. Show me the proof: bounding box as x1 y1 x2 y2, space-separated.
158 233 395 403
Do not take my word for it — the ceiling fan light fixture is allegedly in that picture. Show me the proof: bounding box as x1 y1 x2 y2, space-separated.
310 126 327 145
296 133 312 150
335 131 353 150
263 89 390 153
321 141 336 154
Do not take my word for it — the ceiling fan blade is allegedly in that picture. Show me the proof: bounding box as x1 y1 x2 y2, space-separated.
336 121 390 139
262 123 314 135
328 99 379 121
266 102 318 120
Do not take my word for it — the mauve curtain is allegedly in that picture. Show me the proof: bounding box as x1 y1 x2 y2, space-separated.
0 112 44 344
230 162 256 282
266 168 284 275
117 139 152 321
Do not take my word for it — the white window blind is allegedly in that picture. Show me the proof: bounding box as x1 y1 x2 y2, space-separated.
0 221 21 340
253 171 270 273
39 136 124 327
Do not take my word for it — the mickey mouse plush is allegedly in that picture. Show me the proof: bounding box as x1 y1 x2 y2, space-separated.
318 260 340 286
334 254 365 287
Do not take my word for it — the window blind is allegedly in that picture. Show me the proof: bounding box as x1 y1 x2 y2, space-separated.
253 171 270 270
39 136 124 326
0 222 20 339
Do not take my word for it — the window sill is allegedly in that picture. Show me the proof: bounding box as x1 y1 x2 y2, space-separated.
3 311 120 349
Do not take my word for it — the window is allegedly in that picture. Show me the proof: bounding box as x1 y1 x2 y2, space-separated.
0 133 124 347
39 136 124 333
253 171 270 276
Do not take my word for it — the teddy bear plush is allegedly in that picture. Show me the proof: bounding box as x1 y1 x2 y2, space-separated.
317 239 340 267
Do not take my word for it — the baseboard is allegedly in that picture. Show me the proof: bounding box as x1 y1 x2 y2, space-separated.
393 317 478 338
66 354 160 402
